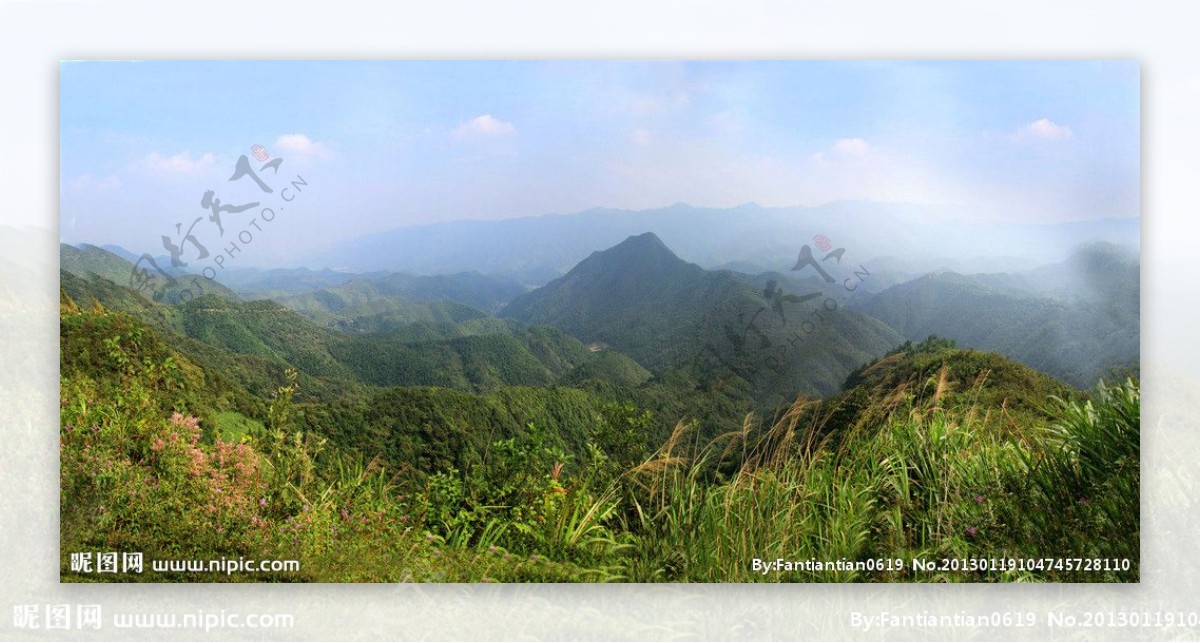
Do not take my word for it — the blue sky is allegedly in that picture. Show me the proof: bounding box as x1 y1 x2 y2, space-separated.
60 60 1139 262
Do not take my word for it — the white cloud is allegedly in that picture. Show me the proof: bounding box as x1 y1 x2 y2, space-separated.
450 114 517 141
833 137 871 156
811 138 872 167
67 173 122 192
274 133 330 159
1014 118 1073 141
142 151 216 175
630 129 652 146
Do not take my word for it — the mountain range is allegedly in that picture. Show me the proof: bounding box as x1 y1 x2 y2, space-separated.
60 218 1140 411
302 202 1139 284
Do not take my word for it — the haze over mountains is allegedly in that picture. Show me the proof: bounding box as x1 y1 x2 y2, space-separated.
851 242 1139 388
304 202 1139 283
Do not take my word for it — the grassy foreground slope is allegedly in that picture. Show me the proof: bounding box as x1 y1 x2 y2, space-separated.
624 339 1137 581
61 298 1138 582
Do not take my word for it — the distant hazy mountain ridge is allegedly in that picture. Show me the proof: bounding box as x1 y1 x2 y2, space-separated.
851 243 1139 388
307 202 1139 283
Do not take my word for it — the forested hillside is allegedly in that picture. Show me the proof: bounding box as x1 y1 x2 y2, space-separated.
502 233 904 401
59 231 1140 583
851 244 1139 388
